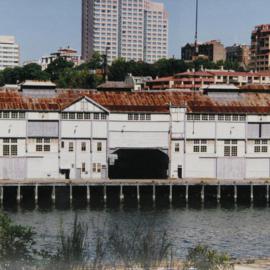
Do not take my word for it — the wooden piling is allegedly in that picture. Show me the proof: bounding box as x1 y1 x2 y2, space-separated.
152 185 156 204
35 184 38 205
169 184 172 204
185 183 189 203
217 184 221 203
17 185 21 203
51 185 56 204
137 184 140 203
103 185 107 203
120 185 124 203
201 185 205 203
234 184 237 204
250 182 254 204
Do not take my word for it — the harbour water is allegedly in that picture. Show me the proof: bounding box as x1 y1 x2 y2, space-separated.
5 199 270 260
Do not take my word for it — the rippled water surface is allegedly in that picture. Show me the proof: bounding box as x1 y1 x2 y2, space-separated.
6 203 270 259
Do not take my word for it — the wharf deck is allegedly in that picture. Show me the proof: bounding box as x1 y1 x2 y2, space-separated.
0 178 269 187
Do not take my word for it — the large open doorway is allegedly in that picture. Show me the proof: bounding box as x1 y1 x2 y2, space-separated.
109 149 169 179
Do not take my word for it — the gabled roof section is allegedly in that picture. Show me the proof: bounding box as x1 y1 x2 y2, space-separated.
61 95 110 113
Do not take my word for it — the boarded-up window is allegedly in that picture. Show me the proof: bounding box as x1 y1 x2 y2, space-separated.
262 124 270 138
28 121 59 137
247 123 260 138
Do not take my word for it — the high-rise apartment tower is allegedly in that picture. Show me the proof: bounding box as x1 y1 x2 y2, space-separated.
81 0 168 64
0 36 20 70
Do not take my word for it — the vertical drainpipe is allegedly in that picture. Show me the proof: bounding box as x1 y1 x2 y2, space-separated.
106 111 110 179
168 105 172 179
90 116 93 179
25 111 28 180
183 106 187 179
58 111 61 179
215 113 217 179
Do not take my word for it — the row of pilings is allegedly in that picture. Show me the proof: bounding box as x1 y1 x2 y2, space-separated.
0 183 269 208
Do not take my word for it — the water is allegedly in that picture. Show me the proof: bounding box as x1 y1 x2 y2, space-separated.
5 203 270 260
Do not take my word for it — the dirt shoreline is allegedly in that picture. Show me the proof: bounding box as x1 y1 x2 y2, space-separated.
234 259 270 270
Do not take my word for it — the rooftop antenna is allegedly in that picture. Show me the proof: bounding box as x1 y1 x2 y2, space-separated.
194 0 199 58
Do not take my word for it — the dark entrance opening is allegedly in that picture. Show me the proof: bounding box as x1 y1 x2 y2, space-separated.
109 149 169 179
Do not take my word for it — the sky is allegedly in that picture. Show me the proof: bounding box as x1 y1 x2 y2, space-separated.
1 0 270 62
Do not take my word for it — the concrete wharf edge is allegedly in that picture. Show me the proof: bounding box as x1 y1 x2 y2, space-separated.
0 178 269 187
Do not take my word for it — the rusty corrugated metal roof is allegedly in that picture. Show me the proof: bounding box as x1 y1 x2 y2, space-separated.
1 89 270 114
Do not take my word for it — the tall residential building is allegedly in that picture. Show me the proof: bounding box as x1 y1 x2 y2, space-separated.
0 36 20 70
81 0 168 64
251 24 270 71
181 40 226 63
226 44 250 69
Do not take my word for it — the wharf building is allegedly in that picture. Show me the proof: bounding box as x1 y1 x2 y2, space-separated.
1 86 270 181
81 0 168 64
0 36 20 70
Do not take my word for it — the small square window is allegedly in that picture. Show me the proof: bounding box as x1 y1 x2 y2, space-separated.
175 143 180 152
194 114 200 120
84 113 91 119
225 115 231 121
209 115 215 121
11 138 17 143
262 146 268 153
3 145 9 156
232 115 239 121
201 146 207 152
140 114 146 120
146 114 151 120
134 114 139 120
11 112 18 119
3 112 9 118
224 146 230 156
61 141 65 148
77 113 84 119
201 114 208 121
44 145 50 152
128 114 133 120
239 115 246 121
36 138 43 143
3 138 9 143
194 140 200 145
19 112 25 119
218 115 224 121
62 113 68 119
94 113 100 120
36 145 43 152
187 114 193 121
44 138 50 143
193 146 200 152
101 113 107 120
69 113 76 119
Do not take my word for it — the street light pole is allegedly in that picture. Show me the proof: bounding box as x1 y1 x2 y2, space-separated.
194 0 199 59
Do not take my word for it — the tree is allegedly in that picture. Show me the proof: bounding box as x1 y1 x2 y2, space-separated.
0 213 37 268
108 58 129 81
184 245 232 270
46 58 74 81
2 67 24 84
22 63 49 81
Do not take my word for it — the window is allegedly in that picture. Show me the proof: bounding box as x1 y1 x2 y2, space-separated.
77 113 83 119
3 112 9 118
93 163 102 173
69 113 76 119
84 113 91 119
101 113 107 120
35 138 51 152
82 162 86 173
11 112 18 119
61 141 64 148
193 140 207 153
128 113 151 121
69 142 74 152
81 142 86 151
94 113 100 120
218 115 225 121
201 114 208 121
175 143 180 152
3 138 18 156
61 113 68 119
97 142 102 152
254 139 268 153
224 140 238 156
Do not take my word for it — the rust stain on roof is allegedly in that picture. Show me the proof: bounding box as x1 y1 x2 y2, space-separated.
1 89 270 114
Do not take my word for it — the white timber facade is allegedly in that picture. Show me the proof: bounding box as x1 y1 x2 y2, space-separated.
0 90 270 181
